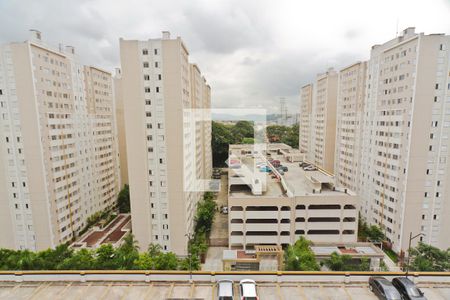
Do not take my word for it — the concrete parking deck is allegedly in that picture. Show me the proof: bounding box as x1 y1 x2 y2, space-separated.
1 271 450 299
0 281 449 300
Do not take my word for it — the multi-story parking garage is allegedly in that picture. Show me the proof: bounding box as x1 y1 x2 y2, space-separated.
228 144 358 250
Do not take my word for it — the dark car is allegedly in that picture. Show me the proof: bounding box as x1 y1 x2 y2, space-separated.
392 277 427 300
369 276 402 300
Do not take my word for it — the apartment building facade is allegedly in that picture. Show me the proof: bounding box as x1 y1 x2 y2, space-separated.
119 32 212 255
113 68 128 186
358 28 450 252
334 62 367 192
300 69 338 173
299 84 313 154
0 31 119 251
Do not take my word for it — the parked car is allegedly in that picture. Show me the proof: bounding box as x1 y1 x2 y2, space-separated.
259 166 271 172
222 206 229 214
278 165 288 172
271 159 281 167
392 277 427 300
217 279 234 300
303 166 317 171
369 276 402 300
239 279 258 300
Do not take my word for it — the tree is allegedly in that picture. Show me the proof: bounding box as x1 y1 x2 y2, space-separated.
323 252 371 271
358 217 385 242
409 243 450 271
117 184 130 213
115 233 139 270
59 248 95 270
266 124 299 148
95 244 117 270
284 237 320 271
231 121 254 141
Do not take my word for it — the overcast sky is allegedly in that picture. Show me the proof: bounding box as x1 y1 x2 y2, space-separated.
1 0 449 112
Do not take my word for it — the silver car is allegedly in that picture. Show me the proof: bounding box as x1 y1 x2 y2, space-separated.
217 279 234 300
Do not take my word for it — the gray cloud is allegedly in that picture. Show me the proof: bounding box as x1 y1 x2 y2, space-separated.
1 0 450 113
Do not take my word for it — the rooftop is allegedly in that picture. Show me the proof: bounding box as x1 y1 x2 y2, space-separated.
228 144 354 198
311 242 385 258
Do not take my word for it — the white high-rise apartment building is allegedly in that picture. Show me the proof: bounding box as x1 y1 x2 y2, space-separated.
334 62 367 192
299 84 313 154
119 32 212 255
300 68 338 174
0 31 119 251
358 27 450 252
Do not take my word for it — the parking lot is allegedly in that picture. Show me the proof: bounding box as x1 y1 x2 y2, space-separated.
1 281 449 300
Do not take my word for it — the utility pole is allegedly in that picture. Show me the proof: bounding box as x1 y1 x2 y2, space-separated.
185 233 194 282
405 232 425 278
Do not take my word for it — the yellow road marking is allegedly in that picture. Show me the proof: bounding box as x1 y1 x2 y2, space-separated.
120 284 133 300
343 286 353 300
319 285 331 300
76 282 92 300
297 284 307 300
276 283 284 300
27 282 50 300
166 283 174 299
211 283 215 300
143 283 154 300
189 283 195 298
57 282 72 300
99 283 112 300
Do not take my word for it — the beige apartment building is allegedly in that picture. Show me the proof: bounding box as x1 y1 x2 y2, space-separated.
113 68 128 186
334 62 367 192
228 144 358 250
358 27 450 252
300 69 338 174
119 32 212 255
299 84 313 154
0 31 119 251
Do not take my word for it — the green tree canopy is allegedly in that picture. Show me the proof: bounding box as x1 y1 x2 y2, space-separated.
117 184 130 213
409 242 450 271
266 124 299 148
284 237 320 271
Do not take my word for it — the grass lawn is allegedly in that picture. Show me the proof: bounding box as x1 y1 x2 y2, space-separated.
384 248 399 263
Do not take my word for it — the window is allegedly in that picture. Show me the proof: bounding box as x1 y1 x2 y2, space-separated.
142 49 148 55
144 75 150 80
145 100 151 105
143 62 149 68
155 62 159 68
156 87 160 93
154 49 158 55
164 214 168 219
435 84 439 90
159 158 163 164
158 74 162 80
145 87 150 93
146 112 151 117
0 89 2 95
148 147 153 152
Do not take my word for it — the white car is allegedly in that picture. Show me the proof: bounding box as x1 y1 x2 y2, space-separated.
239 279 258 300
217 279 234 300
